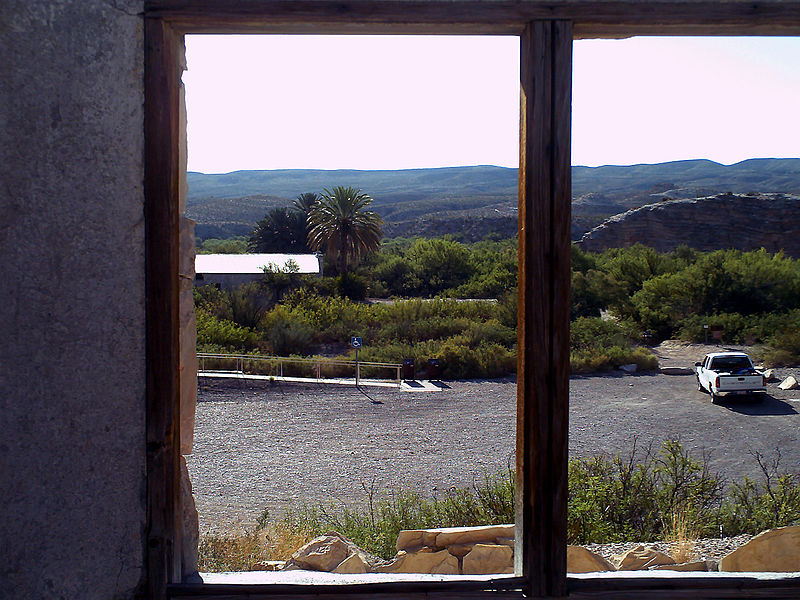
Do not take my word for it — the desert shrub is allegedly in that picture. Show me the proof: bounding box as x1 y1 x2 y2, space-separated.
200 443 800 569
630 250 800 339
570 317 657 373
571 269 622 319
568 440 725 544
193 285 232 320
199 530 265 572
336 272 368 300
196 309 258 350
229 281 274 330
719 450 800 535
571 346 659 374
405 237 474 296
197 236 249 254
258 469 515 560
261 307 314 356
761 326 800 367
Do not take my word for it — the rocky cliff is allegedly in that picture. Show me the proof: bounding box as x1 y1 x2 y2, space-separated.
577 194 800 257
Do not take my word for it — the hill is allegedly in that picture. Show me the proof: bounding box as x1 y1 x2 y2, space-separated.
186 159 800 241
578 193 800 257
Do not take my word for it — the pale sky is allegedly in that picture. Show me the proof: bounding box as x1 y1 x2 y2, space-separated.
183 35 800 173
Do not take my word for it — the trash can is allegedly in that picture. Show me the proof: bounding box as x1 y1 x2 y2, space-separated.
427 358 441 380
402 358 415 380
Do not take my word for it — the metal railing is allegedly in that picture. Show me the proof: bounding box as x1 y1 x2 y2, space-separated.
197 352 403 387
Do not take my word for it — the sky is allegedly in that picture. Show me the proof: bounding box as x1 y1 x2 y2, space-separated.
183 35 800 173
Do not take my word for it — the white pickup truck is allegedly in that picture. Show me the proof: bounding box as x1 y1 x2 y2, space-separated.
695 352 766 403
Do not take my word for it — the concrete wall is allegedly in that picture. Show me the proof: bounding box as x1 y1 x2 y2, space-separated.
0 2 147 598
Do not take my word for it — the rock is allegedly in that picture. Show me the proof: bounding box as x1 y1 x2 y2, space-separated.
577 193 800 258
377 549 460 575
249 561 285 571
652 560 710 571
719 526 800 572
614 545 676 570
396 524 515 552
619 363 638 374
447 544 475 558
333 553 369 574
435 524 515 548
395 530 437 551
286 531 385 572
567 546 615 573
660 366 695 375
287 533 350 571
462 544 514 575
778 376 798 390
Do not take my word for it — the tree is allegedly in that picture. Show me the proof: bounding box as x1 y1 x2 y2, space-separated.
293 192 319 216
248 207 309 253
307 186 383 274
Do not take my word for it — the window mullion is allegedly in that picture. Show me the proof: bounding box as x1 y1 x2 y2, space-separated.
516 19 572 598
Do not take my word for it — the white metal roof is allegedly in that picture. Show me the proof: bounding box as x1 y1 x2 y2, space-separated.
195 253 321 275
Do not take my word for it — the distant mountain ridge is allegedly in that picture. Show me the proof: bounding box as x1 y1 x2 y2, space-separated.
186 159 800 241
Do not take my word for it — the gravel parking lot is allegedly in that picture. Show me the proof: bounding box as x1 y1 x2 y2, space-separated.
187 344 800 533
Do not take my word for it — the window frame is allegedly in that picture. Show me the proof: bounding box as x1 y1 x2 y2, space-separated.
143 2 800 599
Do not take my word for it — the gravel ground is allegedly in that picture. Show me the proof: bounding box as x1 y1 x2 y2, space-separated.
187 343 800 534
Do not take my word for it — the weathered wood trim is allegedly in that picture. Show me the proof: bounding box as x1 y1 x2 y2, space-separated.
144 0 800 36
515 19 572 599
568 573 800 599
168 578 525 598
145 17 183 599
167 574 800 599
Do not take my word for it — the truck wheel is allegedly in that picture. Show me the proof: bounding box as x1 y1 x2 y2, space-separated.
697 377 704 392
710 390 720 404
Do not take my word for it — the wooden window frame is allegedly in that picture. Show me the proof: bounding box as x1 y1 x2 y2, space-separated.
144 2 800 599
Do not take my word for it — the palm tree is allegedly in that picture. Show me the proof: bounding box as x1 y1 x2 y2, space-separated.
307 186 383 274
248 207 309 253
292 192 319 216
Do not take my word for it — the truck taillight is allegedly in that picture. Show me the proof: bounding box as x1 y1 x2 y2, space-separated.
715 375 720 389
763 375 767 387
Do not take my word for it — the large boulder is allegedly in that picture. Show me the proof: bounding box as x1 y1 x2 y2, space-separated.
462 544 514 575
653 560 711 571
613 545 676 570
719 526 800 572
284 532 385 572
377 549 460 575
567 546 615 573
396 524 515 552
778 376 798 390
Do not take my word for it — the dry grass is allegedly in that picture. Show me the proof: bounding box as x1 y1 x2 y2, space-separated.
198 524 314 572
263 521 316 561
665 505 699 564
198 529 267 572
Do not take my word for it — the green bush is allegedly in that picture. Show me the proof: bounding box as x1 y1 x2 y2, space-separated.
196 308 259 350
246 441 800 563
261 307 314 356
259 469 515 560
570 317 657 373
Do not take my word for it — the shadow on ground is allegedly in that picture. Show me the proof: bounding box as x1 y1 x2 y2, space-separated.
721 395 797 416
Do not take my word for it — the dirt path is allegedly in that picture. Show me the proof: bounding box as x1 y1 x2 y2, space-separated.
187 344 800 533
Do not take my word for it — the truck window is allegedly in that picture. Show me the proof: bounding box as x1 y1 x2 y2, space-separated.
709 356 752 372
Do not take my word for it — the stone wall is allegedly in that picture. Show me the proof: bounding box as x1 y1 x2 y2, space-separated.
578 194 800 256
0 2 147 598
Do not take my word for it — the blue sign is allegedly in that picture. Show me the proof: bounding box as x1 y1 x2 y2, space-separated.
351 336 362 348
